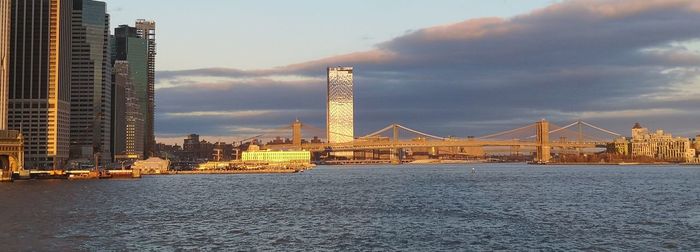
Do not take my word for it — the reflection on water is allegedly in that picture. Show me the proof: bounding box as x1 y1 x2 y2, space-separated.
0 164 699 250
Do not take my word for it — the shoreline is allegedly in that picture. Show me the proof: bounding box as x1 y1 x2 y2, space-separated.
166 169 304 175
545 162 683 166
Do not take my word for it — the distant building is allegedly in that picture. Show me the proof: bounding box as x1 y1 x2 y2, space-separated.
70 0 112 162
154 143 182 161
135 19 156 157
8 0 72 169
113 24 148 158
606 137 630 156
327 67 354 143
212 142 233 161
182 134 215 161
199 140 215 160
112 61 144 159
242 149 311 164
310 136 323 144
630 123 695 162
327 67 354 158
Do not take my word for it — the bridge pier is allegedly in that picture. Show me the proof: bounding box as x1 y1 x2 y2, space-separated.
390 148 401 164
391 124 401 164
535 119 551 163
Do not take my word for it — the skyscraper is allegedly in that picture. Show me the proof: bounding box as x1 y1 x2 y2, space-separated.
0 0 9 130
70 0 111 163
112 61 143 158
9 0 73 169
113 24 147 158
0 0 23 173
135 19 156 158
327 67 355 144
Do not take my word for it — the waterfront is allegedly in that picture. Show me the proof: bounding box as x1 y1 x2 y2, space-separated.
0 164 699 250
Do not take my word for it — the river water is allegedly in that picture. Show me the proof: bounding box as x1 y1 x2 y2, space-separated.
0 164 699 251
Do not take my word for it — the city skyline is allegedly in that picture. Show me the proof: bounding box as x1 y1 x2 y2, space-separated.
154 0 700 145
2 1 700 250
0 0 157 168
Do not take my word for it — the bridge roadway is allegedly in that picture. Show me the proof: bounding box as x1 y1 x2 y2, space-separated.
266 139 609 152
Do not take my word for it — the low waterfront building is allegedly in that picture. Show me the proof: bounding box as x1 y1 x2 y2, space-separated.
242 147 311 164
133 157 170 174
629 123 695 162
197 161 229 170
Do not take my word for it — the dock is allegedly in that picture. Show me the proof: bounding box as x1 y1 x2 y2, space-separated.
2 169 142 182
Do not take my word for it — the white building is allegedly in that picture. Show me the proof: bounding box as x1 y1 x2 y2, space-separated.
630 123 696 162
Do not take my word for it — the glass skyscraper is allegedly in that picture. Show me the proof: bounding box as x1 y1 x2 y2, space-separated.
112 61 143 158
113 24 147 158
327 67 355 144
135 19 156 158
70 0 112 163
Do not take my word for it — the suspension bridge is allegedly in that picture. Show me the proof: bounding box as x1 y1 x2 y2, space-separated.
251 119 622 163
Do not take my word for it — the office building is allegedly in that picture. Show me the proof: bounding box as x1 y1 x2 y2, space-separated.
135 19 156 157
0 0 9 129
8 0 72 169
112 61 143 159
112 61 126 156
0 0 24 173
113 24 147 158
70 0 111 162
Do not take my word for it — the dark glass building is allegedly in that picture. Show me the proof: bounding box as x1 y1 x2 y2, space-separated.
112 24 147 159
70 0 111 163
135 19 156 158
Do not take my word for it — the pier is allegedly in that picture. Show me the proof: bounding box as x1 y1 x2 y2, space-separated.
3 169 142 182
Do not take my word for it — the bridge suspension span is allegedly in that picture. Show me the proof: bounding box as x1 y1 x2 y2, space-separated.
258 119 622 164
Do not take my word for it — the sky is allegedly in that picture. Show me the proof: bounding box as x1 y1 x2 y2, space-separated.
109 0 700 145
109 0 559 70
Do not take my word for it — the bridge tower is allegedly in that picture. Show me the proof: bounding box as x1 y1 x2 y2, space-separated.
535 119 551 163
292 119 302 150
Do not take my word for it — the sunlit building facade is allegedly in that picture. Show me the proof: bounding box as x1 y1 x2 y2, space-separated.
327 67 354 144
0 0 9 130
0 0 24 173
242 150 311 164
9 0 72 169
630 123 696 162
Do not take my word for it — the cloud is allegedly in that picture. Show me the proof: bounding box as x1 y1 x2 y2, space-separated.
155 0 700 144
